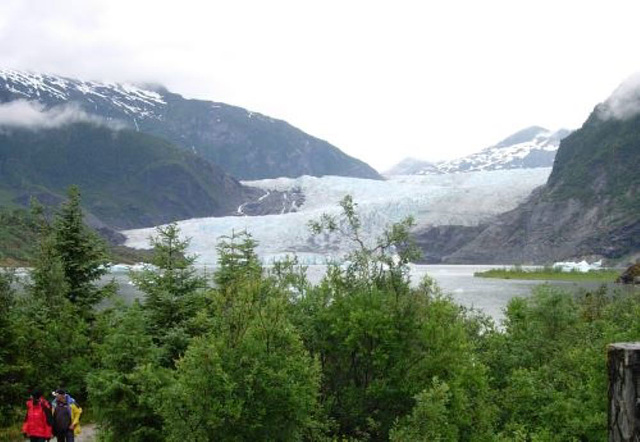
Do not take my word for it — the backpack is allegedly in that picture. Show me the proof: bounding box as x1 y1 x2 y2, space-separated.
43 402 53 427
30 402 45 422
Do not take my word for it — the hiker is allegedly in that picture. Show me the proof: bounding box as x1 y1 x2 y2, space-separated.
22 389 53 442
51 389 82 442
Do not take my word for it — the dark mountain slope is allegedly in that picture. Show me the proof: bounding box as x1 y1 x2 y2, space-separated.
0 123 260 229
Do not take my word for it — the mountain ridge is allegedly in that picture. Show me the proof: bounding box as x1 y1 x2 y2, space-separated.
386 126 571 176
0 68 382 180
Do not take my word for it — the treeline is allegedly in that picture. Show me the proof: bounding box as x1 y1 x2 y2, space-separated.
0 201 150 267
1 192 639 441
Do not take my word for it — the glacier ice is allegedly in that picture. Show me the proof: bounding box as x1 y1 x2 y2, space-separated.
123 169 551 265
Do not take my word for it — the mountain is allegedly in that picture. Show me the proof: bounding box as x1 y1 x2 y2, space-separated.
0 69 381 180
0 122 266 229
384 157 439 175
387 126 571 176
413 80 640 264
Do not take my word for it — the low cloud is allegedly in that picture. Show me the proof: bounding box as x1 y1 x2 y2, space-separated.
0 100 123 129
597 73 640 121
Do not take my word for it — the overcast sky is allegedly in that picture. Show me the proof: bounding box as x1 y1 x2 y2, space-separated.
1 0 639 171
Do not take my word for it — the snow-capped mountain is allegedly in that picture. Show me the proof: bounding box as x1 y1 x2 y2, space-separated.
0 69 166 119
387 126 571 175
0 68 381 180
384 157 440 175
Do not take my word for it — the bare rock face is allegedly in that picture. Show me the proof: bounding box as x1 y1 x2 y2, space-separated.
411 224 487 263
237 188 305 216
440 191 640 264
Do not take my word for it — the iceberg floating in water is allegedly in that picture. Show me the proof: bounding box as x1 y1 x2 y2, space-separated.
552 260 603 273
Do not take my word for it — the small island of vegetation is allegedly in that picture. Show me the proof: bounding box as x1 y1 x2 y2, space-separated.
474 266 621 282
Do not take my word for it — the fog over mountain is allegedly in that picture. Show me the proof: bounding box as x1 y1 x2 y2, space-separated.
596 73 640 121
0 100 120 129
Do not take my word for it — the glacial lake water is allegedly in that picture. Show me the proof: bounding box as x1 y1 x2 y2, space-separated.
106 264 613 325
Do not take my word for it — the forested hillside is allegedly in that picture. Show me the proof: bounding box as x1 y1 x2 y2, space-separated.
0 122 260 229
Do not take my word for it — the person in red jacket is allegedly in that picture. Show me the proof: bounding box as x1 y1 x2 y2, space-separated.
22 389 53 442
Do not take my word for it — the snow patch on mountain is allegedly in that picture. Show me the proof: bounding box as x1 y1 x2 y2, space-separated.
0 68 166 120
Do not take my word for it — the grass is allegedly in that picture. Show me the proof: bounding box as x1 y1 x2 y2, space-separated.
0 426 22 442
474 266 621 282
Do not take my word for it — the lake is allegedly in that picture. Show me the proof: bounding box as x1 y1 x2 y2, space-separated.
106 264 612 325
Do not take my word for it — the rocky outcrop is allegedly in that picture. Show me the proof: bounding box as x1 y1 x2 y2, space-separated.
439 190 640 264
411 224 487 263
616 264 640 284
237 188 305 216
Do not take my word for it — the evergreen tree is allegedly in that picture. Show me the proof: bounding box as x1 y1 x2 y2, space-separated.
2 188 114 406
87 302 167 442
0 271 19 426
213 229 262 290
7 192 94 399
131 223 206 365
51 186 110 312
29 221 69 310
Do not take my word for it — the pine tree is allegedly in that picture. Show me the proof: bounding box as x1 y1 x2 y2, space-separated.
87 303 166 442
0 271 19 426
131 223 206 365
51 186 110 312
213 230 261 290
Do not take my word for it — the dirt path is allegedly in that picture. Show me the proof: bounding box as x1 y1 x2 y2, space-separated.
76 423 97 441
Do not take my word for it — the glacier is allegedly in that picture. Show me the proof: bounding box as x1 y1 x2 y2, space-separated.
123 169 552 265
